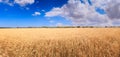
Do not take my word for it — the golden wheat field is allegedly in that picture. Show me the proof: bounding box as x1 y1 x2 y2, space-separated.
0 28 120 57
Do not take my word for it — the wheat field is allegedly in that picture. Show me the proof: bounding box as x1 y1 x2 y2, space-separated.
0 28 120 57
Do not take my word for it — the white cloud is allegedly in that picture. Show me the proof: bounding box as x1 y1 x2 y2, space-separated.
32 12 41 16
105 1 120 19
14 0 34 6
45 8 62 17
45 0 120 26
92 0 120 20
0 0 34 6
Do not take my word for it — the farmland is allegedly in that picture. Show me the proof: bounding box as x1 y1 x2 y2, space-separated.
0 28 120 57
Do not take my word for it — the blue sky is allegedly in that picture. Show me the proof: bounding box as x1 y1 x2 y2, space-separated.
0 0 70 27
0 0 120 27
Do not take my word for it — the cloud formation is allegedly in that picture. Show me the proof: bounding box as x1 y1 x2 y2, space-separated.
105 1 120 19
0 0 34 6
32 12 41 16
45 0 120 26
92 0 120 19
14 0 34 6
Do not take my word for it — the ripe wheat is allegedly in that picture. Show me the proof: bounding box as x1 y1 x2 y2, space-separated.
0 28 120 57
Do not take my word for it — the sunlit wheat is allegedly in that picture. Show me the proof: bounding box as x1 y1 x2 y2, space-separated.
0 28 119 57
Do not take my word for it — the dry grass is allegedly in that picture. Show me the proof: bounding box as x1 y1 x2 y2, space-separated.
0 28 120 57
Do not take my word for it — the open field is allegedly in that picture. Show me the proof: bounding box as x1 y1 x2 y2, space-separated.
0 28 120 57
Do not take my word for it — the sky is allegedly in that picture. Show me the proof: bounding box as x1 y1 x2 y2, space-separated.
0 0 120 27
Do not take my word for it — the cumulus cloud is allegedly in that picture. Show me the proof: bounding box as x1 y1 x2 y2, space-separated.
105 1 120 19
106 4 120 19
92 0 120 19
14 0 34 6
45 8 62 17
0 0 34 6
32 12 41 16
45 0 120 26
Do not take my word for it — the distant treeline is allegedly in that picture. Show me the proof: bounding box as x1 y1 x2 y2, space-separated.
39 26 120 28
0 26 120 28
